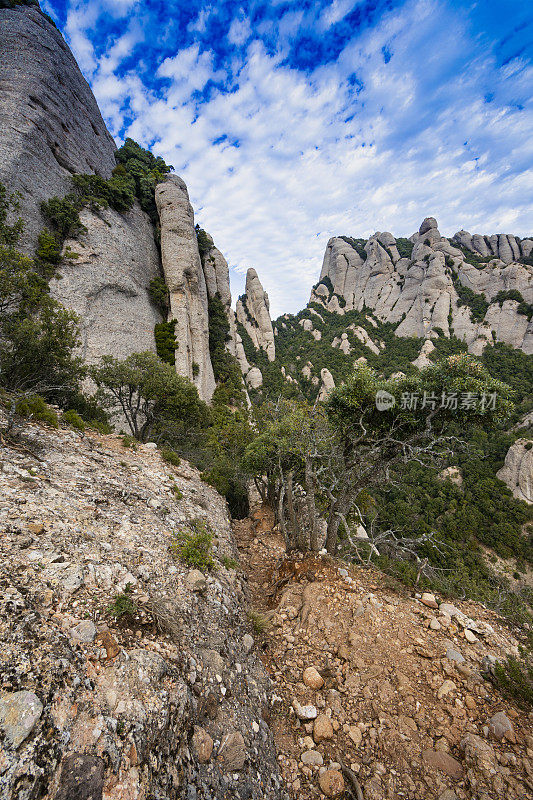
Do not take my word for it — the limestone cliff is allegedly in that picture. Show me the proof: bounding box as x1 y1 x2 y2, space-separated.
497 440 533 504
48 204 163 364
311 218 533 355
236 269 276 361
0 4 116 252
155 178 216 402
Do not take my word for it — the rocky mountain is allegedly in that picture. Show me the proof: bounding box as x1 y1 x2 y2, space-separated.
310 217 533 355
0 2 272 405
0 3 116 252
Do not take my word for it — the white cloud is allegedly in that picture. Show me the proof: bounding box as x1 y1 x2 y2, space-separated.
228 14 252 46
63 0 533 317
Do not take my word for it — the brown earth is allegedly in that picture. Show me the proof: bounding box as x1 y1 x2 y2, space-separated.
234 504 533 800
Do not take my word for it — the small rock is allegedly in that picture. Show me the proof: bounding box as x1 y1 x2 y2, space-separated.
439 603 458 617
242 633 254 653
318 769 345 797
96 629 120 659
429 618 441 631
488 711 515 742
0 691 43 748
313 714 334 743
303 667 324 690
292 699 317 720
446 647 464 663
348 725 362 746
27 523 44 535
421 592 438 609
437 680 456 699
186 570 207 592
70 620 97 643
192 726 214 763
464 629 478 643
218 730 246 771
301 750 323 767
422 749 463 779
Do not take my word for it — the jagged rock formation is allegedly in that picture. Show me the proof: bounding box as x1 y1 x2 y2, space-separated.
155 177 216 403
236 269 276 361
0 414 283 799
497 440 533 504
49 205 162 363
0 4 116 252
318 368 335 401
310 218 533 354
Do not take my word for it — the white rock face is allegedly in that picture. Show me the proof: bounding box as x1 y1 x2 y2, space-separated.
246 367 263 389
236 269 276 361
49 204 162 364
497 440 533 504
318 369 335 402
0 6 116 253
412 339 436 370
310 218 533 354
155 178 215 403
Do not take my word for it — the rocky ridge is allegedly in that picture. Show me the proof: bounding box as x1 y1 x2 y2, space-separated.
0 4 270 405
310 218 532 355
0 414 283 799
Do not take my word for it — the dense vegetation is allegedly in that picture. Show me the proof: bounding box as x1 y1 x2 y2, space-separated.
238 281 532 622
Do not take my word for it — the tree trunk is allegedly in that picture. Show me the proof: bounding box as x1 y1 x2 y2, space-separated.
285 470 300 551
305 456 320 551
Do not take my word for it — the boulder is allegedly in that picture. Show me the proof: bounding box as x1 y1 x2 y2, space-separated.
0 5 116 253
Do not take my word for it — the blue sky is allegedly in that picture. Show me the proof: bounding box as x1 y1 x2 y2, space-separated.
43 0 533 316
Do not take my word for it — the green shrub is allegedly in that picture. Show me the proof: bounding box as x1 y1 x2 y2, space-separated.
171 519 214 571
41 195 85 241
170 483 183 500
396 237 414 259
148 276 170 316
161 447 181 466
62 409 86 431
107 584 137 620
196 226 212 257
154 320 177 365
16 395 58 427
192 362 200 378
121 434 138 450
493 651 533 708
36 228 62 271
247 609 271 634
221 555 239 570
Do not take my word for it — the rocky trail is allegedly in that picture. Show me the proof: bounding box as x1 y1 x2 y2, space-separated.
0 416 532 800
233 504 533 800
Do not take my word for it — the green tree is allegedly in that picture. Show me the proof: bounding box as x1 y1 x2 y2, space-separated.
90 351 208 442
244 354 514 555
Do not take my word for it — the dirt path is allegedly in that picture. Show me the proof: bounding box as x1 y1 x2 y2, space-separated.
233 504 533 800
